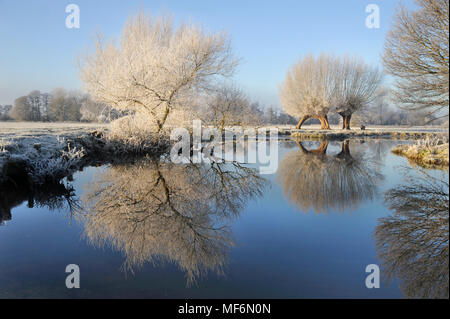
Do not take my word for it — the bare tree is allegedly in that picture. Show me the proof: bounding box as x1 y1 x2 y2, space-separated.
9 96 30 121
383 0 449 121
204 84 257 132
27 90 43 121
0 105 12 121
48 88 83 122
332 56 383 129
371 87 390 125
279 54 336 129
9 91 52 122
79 11 239 134
80 97 119 123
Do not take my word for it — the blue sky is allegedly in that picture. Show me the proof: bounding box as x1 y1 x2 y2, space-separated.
0 0 413 106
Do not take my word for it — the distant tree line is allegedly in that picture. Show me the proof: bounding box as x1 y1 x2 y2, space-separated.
2 89 119 122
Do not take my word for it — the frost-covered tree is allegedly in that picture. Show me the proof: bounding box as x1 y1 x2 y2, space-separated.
383 0 449 120
332 56 383 129
9 96 30 121
9 91 52 121
0 104 12 121
204 84 256 132
48 88 83 122
279 54 336 129
27 90 43 121
80 97 119 123
80 11 239 134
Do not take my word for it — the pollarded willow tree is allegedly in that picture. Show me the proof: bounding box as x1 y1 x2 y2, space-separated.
383 0 449 120
279 54 337 129
332 56 383 129
79 11 239 134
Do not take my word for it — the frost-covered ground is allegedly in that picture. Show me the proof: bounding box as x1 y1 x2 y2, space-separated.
0 122 108 184
0 121 107 141
0 122 107 157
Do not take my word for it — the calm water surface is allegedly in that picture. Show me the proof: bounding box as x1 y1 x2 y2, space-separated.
0 139 448 298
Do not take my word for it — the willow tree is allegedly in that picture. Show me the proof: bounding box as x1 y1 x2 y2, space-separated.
383 0 449 120
332 56 382 129
279 54 336 129
79 11 239 134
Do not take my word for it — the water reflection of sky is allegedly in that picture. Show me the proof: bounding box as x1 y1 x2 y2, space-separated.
0 140 448 298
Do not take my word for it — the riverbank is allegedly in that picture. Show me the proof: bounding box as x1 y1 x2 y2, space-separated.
0 122 168 187
287 128 447 140
391 138 449 169
1 122 448 185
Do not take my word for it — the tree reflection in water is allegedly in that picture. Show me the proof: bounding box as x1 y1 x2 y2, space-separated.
0 179 80 225
277 140 383 213
80 160 268 285
376 169 449 299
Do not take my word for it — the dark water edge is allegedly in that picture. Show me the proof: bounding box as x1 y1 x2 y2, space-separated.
0 139 448 299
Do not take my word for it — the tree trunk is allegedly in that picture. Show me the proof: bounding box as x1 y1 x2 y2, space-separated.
157 104 171 134
296 115 330 130
318 115 330 130
220 119 225 134
341 114 352 130
296 115 311 129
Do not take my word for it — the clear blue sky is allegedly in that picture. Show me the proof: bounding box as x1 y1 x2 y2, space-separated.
0 0 413 106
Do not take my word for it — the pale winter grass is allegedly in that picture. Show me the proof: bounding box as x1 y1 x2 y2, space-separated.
0 121 108 140
0 122 104 184
1 135 86 185
392 134 449 169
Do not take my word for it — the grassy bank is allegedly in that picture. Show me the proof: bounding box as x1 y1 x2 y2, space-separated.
391 136 449 169
289 129 446 140
0 121 169 187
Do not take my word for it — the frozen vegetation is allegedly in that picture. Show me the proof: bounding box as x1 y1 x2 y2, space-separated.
0 121 169 187
392 134 449 169
0 122 102 185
